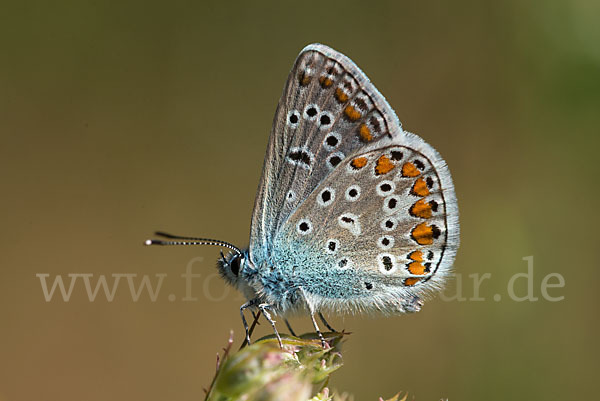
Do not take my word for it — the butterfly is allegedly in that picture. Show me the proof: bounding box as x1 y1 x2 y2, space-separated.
147 44 459 347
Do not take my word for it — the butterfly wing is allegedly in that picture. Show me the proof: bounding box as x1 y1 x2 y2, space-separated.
248 44 459 314
249 44 405 265
272 136 459 314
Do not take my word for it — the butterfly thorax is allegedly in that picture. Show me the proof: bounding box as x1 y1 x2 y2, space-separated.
215 249 305 314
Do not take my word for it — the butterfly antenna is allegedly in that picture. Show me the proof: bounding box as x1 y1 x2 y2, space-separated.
145 231 242 256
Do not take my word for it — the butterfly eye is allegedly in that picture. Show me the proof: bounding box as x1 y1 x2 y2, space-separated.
230 256 241 276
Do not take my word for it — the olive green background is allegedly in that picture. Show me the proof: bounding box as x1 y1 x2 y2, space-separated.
1 1 598 400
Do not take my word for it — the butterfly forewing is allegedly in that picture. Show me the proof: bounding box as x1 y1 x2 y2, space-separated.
250 44 404 264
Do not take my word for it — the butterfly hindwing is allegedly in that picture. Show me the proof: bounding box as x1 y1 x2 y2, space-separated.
273 134 459 313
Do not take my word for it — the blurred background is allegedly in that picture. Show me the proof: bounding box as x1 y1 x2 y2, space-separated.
1 1 598 400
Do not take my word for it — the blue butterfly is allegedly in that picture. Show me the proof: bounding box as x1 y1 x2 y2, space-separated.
147 44 459 347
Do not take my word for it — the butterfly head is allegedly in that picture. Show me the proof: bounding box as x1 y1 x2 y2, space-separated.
217 249 259 300
217 250 246 285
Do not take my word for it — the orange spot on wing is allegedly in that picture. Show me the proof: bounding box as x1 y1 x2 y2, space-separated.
408 250 424 262
402 162 420 177
408 261 427 275
351 157 368 169
299 72 311 86
359 124 373 142
335 88 349 103
319 76 333 87
411 177 430 197
375 155 395 175
410 199 433 219
344 105 362 121
404 277 421 286
411 222 434 245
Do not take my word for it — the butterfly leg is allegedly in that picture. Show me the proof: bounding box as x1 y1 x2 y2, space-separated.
318 312 337 333
258 304 283 348
240 299 257 346
309 312 326 347
284 318 298 337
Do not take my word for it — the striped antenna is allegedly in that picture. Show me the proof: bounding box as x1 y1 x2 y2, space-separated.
145 231 242 256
